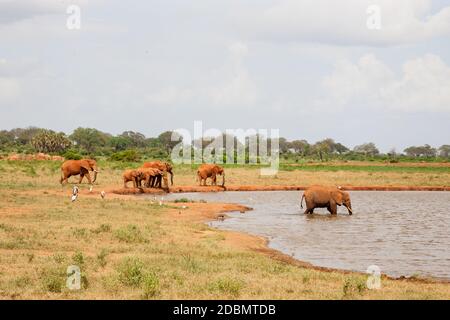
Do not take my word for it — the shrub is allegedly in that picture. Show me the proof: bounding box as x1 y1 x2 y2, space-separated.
41 266 66 293
117 257 145 287
342 277 367 298
114 225 146 243
173 198 190 203
110 150 141 162
209 277 243 297
92 224 112 234
141 272 160 299
72 251 85 266
63 149 82 160
97 249 108 268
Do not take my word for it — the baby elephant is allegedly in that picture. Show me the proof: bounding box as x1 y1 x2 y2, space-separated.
122 169 142 188
301 185 353 215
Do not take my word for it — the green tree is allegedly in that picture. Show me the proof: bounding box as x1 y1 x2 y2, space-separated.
354 142 379 156
158 131 182 153
288 140 310 156
438 145 450 158
31 130 72 153
334 142 349 154
109 136 132 151
0 130 15 148
120 131 147 148
10 127 42 145
404 145 436 158
70 128 111 154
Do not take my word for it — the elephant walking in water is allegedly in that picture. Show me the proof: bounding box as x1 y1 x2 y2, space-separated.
301 185 353 215
60 159 98 185
197 164 225 187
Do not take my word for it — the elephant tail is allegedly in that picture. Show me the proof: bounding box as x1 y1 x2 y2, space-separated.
300 193 305 209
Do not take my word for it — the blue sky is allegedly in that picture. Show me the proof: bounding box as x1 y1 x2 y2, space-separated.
0 0 449 152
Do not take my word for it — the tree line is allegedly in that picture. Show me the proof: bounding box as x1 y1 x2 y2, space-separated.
0 127 449 161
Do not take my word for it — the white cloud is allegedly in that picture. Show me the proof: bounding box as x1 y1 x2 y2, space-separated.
145 42 257 107
323 53 450 112
0 0 96 24
0 58 21 103
241 0 450 46
0 77 20 103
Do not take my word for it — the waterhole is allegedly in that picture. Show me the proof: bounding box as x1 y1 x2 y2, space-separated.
162 191 450 279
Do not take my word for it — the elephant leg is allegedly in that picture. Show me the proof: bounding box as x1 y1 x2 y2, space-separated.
61 174 69 185
85 173 92 185
157 176 162 188
330 203 337 215
123 179 128 188
79 173 84 184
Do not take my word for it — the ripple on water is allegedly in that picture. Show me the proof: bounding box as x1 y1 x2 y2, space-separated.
163 191 450 279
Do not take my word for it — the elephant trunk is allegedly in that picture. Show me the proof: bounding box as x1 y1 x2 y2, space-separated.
221 172 225 187
346 204 353 215
92 168 98 183
170 171 174 186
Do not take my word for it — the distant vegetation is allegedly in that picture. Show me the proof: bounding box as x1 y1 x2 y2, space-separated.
0 126 449 163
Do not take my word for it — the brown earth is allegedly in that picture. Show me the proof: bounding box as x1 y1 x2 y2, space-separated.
112 184 450 195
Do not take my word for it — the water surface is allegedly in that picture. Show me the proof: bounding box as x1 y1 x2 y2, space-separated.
163 191 450 279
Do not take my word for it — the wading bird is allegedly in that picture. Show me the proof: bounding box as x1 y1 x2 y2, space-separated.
71 186 79 202
101 191 106 199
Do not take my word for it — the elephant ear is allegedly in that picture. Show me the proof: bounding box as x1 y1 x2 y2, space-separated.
80 161 91 172
331 190 343 205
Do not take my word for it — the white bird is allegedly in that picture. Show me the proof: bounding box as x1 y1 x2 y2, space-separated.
71 186 79 202
89 186 93 193
101 191 106 199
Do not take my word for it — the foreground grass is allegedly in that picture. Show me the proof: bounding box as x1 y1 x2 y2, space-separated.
0 160 449 299
0 191 449 299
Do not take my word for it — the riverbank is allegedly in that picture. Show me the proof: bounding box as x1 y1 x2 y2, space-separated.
112 184 450 195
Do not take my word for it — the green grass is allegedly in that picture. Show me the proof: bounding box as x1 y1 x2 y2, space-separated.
279 164 450 173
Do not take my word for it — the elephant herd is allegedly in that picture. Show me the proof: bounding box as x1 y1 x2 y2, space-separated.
122 161 173 191
59 159 225 192
60 159 352 215
122 162 225 191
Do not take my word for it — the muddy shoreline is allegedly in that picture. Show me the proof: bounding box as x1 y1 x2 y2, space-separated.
112 184 450 195
167 200 450 284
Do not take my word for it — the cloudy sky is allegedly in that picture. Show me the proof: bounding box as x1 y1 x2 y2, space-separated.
0 0 449 151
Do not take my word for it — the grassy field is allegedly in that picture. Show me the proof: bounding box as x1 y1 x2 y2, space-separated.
0 160 449 299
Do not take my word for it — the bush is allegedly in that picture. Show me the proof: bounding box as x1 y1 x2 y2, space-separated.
63 149 82 160
141 272 160 299
209 277 243 297
342 277 367 298
114 225 146 243
41 266 66 293
110 150 141 162
117 257 145 287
